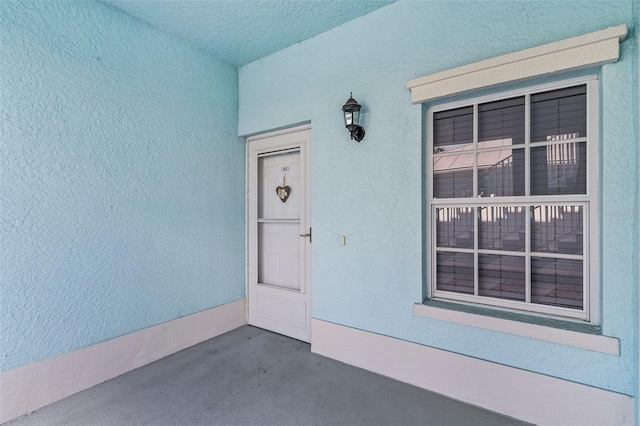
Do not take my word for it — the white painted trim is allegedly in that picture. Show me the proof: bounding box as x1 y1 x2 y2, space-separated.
0 300 246 424
245 124 311 142
413 303 619 355
426 77 600 322
246 128 312 343
311 319 634 425
407 25 627 104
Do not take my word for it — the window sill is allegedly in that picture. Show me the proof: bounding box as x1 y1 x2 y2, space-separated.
413 302 619 355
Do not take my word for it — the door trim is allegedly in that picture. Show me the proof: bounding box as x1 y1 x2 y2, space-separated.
246 124 311 142
245 125 312 341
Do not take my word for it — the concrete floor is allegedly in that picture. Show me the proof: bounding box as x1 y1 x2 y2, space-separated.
7 326 529 426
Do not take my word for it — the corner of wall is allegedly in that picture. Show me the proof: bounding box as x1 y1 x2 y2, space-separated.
0 300 247 424
632 2 640 421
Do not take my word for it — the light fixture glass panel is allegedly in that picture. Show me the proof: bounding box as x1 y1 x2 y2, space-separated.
344 111 353 126
352 109 360 126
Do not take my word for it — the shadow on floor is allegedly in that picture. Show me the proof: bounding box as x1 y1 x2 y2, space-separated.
7 326 530 426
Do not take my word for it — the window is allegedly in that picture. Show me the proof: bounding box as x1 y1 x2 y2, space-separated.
427 79 598 321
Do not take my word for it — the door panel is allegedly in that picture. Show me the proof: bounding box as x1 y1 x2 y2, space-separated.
258 222 301 291
247 127 311 342
256 293 306 327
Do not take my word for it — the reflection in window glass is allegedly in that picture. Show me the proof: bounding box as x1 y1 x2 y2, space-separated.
478 96 525 147
478 255 525 301
436 252 474 294
433 106 473 154
436 207 474 249
428 82 593 318
531 206 583 255
531 85 586 143
479 207 525 251
531 142 586 195
433 153 473 198
531 257 583 309
478 148 525 197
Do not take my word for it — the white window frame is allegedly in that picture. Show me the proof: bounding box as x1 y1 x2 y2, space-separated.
426 76 600 323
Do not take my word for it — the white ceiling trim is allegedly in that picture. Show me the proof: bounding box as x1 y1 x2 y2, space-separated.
407 24 628 104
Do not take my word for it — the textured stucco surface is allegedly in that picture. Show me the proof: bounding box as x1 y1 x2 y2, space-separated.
634 1 640 420
103 0 395 67
239 0 639 398
1 0 245 371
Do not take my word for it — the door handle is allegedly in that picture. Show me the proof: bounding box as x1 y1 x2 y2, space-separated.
300 227 312 244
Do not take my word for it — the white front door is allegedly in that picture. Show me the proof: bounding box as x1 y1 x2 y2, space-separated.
247 127 311 342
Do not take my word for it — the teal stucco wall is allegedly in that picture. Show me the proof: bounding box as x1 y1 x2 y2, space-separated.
0 1 245 371
634 0 640 418
239 0 639 400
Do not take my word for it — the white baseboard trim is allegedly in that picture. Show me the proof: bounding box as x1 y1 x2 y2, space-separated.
0 299 246 424
311 319 634 425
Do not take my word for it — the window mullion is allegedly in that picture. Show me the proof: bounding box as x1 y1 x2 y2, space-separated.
525 93 530 197
525 206 532 303
473 103 478 198
473 104 479 296
582 206 589 318
524 94 531 303
474 207 479 296
431 205 437 299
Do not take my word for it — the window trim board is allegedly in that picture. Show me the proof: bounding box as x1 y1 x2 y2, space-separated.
407 24 626 104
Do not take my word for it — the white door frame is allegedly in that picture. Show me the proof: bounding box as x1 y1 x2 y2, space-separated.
245 124 312 342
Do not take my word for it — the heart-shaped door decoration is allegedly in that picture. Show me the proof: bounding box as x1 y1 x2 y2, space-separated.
276 174 291 203
276 185 291 203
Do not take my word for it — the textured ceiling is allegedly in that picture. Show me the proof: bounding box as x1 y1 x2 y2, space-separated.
104 0 395 67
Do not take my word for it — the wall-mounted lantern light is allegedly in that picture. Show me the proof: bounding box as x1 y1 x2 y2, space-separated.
342 93 365 142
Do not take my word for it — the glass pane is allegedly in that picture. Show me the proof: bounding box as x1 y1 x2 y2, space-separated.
478 96 525 148
531 205 583 255
258 223 301 291
478 148 525 197
478 254 525 301
258 151 301 219
531 142 586 195
436 207 474 249
433 106 473 154
531 257 583 309
433 153 473 198
479 206 525 251
344 111 353 126
436 252 474 294
531 85 586 142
